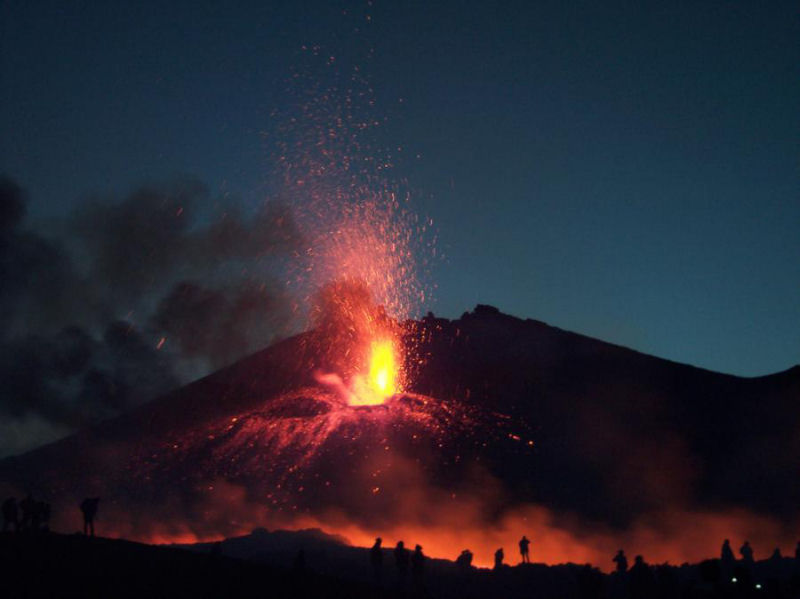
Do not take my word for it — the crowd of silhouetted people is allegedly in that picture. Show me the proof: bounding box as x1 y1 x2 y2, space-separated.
609 539 800 575
7 499 800 597
2 495 51 532
602 540 800 598
369 537 428 592
366 533 544 592
2 495 100 536
364 530 800 595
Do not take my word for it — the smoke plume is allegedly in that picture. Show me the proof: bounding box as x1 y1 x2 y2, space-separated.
0 176 301 457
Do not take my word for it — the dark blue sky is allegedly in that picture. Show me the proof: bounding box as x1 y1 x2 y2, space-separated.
2 0 798 376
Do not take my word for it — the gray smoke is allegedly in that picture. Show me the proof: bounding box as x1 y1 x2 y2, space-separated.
0 176 302 457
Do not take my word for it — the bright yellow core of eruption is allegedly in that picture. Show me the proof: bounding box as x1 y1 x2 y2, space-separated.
365 340 398 404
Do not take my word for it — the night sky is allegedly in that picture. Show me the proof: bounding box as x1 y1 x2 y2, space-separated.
2 0 799 378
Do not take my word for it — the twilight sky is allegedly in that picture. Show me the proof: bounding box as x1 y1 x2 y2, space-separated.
2 0 798 377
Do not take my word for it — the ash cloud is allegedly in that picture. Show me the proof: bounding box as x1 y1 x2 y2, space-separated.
70 180 298 311
0 179 88 336
0 176 302 457
151 279 290 370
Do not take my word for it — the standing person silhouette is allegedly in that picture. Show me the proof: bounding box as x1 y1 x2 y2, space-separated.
456 549 473 569
370 537 383 583
411 544 425 591
394 541 409 584
613 549 628 573
80 497 100 536
720 539 735 578
721 540 735 564
519 535 531 563
740 540 754 564
494 548 504 570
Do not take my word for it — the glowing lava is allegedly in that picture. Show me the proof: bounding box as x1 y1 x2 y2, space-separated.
350 338 400 406
368 339 398 402
369 340 396 397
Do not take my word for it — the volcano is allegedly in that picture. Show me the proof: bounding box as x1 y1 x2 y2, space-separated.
2 305 799 565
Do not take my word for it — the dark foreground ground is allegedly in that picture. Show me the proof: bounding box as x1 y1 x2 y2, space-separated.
0 532 387 599
3 531 800 599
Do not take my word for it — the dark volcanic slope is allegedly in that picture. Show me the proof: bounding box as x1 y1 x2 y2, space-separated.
1 305 798 533
412 306 800 523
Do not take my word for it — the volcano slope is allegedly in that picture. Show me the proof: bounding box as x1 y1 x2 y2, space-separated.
1 305 798 562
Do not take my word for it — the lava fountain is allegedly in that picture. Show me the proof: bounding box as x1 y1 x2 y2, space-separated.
274 47 434 408
350 338 400 406
310 280 407 407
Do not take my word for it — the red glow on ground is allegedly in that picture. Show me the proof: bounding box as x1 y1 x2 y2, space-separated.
89 502 798 573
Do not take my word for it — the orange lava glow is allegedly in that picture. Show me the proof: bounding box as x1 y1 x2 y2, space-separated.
350 339 400 406
90 496 799 573
314 334 404 406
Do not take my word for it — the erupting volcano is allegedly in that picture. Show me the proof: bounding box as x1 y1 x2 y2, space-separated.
4 2 797 597
2 304 800 568
2 31 798 575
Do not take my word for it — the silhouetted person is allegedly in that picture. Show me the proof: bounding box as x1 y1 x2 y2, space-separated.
719 538 735 579
613 549 628 573
721 539 735 565
394 541 409 582
370 537 384 581
80 497 100 536
411 544 425 589
795 541 800 561
740 540 754 564
770 547 782 561
19 494 35 531
519 535 530 563
494 548 504 570
456 549 473 570
629 555 655 599
2 497 18 532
